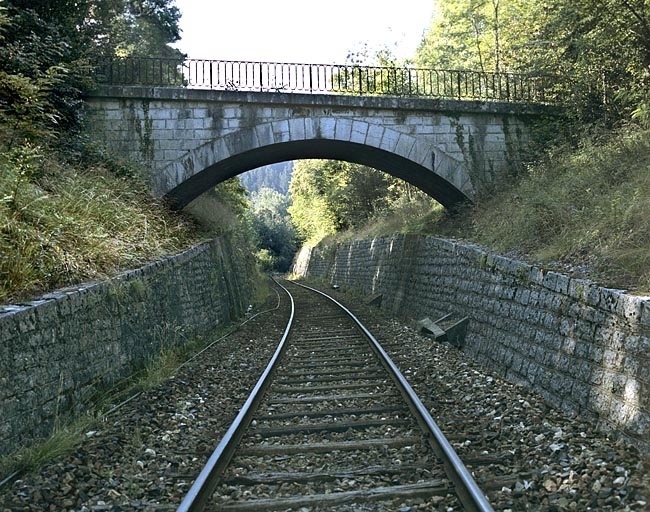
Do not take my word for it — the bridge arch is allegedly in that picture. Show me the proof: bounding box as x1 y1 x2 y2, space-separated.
155 118 471 210
85 86 544 208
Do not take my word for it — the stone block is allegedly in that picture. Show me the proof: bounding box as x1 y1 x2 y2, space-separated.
600 288 624 314
271 119 291 143
317 117 336 139
0 238 250 456
417 317 447 340
289 118 306 140
642 300 650 328
379 129 400 152
395 133 416 158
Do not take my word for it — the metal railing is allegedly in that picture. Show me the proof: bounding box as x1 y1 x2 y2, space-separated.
93 57 552 103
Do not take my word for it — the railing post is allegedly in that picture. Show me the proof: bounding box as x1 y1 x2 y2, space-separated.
358 67 362 94
309 64 313 93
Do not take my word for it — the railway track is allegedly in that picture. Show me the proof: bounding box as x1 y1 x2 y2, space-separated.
178 280 493 511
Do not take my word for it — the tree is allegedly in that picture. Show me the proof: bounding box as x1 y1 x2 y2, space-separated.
415 0 650 125
89 0 183 59
0 1 91 144
249 187 299 272
535 0 650 124
288 159 396 244
288 160 340 243
0 0 184 147
415 0 546 73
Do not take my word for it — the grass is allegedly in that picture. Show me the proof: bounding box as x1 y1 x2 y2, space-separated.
0 144 205 304
338 194 446 242
0 137 262 479
462 125 650 292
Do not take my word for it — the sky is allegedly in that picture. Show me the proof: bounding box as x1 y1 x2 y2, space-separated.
171 0 435 64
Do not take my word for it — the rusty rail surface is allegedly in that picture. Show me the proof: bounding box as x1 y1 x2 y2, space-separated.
93 57 552 103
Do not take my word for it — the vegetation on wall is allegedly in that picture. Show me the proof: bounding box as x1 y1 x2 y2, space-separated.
0 0 204 305
450 126 650 291
0 145 204 304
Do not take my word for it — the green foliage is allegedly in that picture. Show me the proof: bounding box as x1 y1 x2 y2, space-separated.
547 0 649 123
90 0 182 59
0 0 183 148
287 158 447 247
0 145 200 303
210 177 250 218
249 187 299 272
0 2 89 145
347 192 445 241
288 160 340 243
255 248 276 273
0 0 204 305
416 0 650 126
415 0 544 73
288 159 398 244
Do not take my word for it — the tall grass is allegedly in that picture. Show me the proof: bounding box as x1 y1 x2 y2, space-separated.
464 126 650 291
341 193 446 242
0 146 202 304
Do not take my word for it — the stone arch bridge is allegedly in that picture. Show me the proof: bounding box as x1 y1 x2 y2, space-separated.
84 84 549 209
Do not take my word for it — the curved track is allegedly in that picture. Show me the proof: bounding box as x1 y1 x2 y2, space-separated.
178 280 493 511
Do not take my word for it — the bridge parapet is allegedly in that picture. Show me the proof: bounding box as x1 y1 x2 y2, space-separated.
93 57 554 104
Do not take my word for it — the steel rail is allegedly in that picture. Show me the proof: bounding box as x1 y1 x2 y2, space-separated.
176 279 295 512
293 281 494 512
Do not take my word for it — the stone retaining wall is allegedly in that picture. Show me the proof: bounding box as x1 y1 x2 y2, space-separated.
293 235 650 453
0 238 250 456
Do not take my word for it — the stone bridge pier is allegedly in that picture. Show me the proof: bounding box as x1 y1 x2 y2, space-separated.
84 85 547 209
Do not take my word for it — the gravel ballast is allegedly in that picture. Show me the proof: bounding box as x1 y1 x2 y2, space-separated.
0 281 648 511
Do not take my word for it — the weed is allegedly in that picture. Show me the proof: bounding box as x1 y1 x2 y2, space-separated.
463 126 650 291
0 148 201 304
323 125 650 292
0 326 223 479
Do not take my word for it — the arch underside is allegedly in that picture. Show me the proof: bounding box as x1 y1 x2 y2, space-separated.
165 139 470 210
